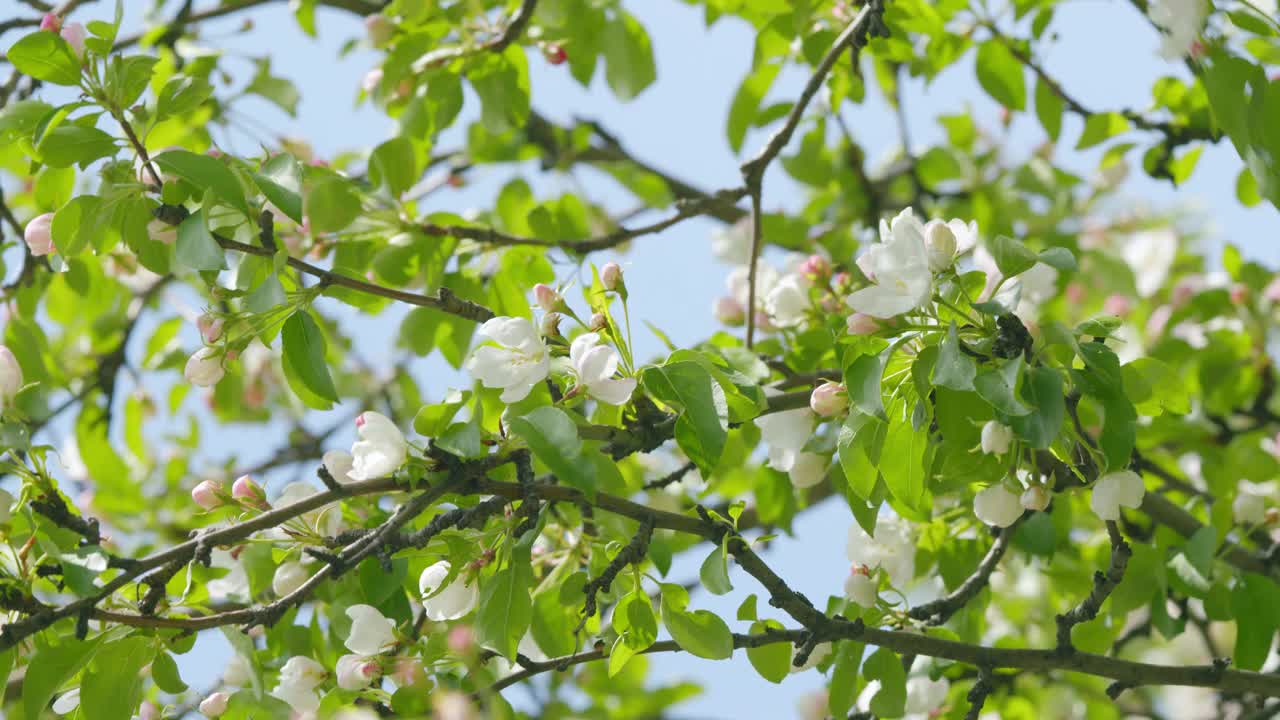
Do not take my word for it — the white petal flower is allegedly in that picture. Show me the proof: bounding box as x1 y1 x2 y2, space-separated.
349 411 408 480
466 317 550 403
790 642 832 673
847 209 934 318
1122 229 1177 297
788 452 827 489
271 683 319 714
1233 488 1267 526
905 676 950 714
1148 0 1209 59
711 217 753 265
184 347 225 387
272 562 310 597
764 274 811 327
24 213 55 256
727 264 780 309
345 604 397 656
53 688 80 715
845 571 878 608
846 514 916 586
419 561 479 621
754 405 816 473
207 549 250 602
980 421 1013 455
336 654 379 690
323 450 356 483
923 220 958 272
0 345 23 406
568 333 636 406
199 692 230 718
974 485 1023 528
223 655 253 686
1091 470 1146 521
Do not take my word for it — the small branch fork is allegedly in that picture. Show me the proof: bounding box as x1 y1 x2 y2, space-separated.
1056 521 1133 653
575 516 655 633
908 517 1024 626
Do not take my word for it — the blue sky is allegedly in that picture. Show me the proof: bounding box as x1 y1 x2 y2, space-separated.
6 0 1279 715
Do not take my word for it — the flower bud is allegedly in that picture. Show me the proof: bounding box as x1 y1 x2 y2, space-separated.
433 691 480 720
1233 490 1266 526
138 701 159 720
533 283 561 312
40 13 61 32
844 566 877 608
272 561 309 597
1267 507 1279 525
365 15 395 47
799 254 831 279
191 480 223 510
846 313 879 336
1230 283 1250 306
0 345 23 407
1263 277 1280 303
753 311 775 333
588 312 607 331
980 421 1013 455
1020 484 1051 512
831 271 854 293
361 68 383 94
61 22 87 59
447 625 476 655
1065 282 1086 304
184 347 225 387
336 654 379 691
199 692 230 718
232 474 266 507
974 484 1022 528
540 312 562 338
24 213 55 257
198 314 224 344
712 297 745 326
809 382 848 417
600 262 623 291
924 221 957 272
1103 294 1132 316
542 43 568 65
392 657 427 687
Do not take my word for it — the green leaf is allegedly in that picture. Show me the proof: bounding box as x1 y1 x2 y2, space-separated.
746 620 790 683
933 322 976 392
1034 76 1063 141
975 41 1026 111
154 150 252 217
246 58 300 116
24 635 104 720
827 641 867 716
844 353 886 420
7 31 82 86
175 210 226 272
660 584 733 660
1009 365 1064 449
530 587 577 658
862 647 907 716
880 401 928 511
1076 112 1131 150
975 358 1031 416
305 176 362 234
51 195 103 257
838 412 882 501
509 406 596 496
150 652 188 694
413 390 469 436
370 136 418 197
470 46 531 134
155 75 213 121
104 55 158 109
727 62 781 153
39 126 117 168
1231 574 1280 670
477 541 535 660
699 542 733 595
602 10 657 101
281 311 339 406
1122 358 1189 416
642 361 728 476
254 153 304 223
1038 247 1077 271
987 235 1038 278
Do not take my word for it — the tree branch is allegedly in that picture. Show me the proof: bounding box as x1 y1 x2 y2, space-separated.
908 518 1024 626
1056 521 1132 653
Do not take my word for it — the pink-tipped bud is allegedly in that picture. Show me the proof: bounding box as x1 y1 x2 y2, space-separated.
713 297 745 326
1172 280 1197 307
543 43 568 65
533 283 561 312
1145 304 1173 338
601 262 623 291
60 22 87 59
1263 277 1280 303
1065 282 1086 304
800 254 831 279
589 312 607 331
809 382 849 417
753 311 775 333
831 271 854 293
197 314 224 344
1102 294 1132 317
231 474 265 507
40 13 61 32
1230 283 1250 306
24 213 55 257
198 693 229 718
392 657 427 687
191 480 222 510
846 313 879 336
447 625 476 655
1020 485 1051 512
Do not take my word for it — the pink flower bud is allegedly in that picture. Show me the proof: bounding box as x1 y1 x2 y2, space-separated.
533 283 561 312
60 22 87 59
1230 283 1250 305
40 13 61 32
362 68 383 94
1263 277 1280 303
589 312 607 331
1146 304 1173 338
1102 294 1132 316
809 382 849 417
846 313 879 336
1064 282 1086 304
753 311 775 333
24 213 55 256
191 480 223 510
600 262 623 291
198 693 229 718
800 254 831 279
232 474 266 508
138 701 159 720
365 15 395 46
713 297 745 326
543 43 568 65
197 314 224 344
184 347 224 387
447 625 476 655
1020 485 1051 512
831 271 853 292
820 295 842 313
1172 280 1197 307
392 657 427 687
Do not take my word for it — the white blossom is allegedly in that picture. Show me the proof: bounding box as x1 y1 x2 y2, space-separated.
1233 485 1267 526
349 411 407 480
788 452 827 489
980 421 1013 455
0 345 23 408
790 641 832 673
323 449 356 483
847 208 934 318
974 485 1022 528
53 688 80 715
764 274 811 327
1091 470 1146 521
207 549 250 603
846 514 916 586
199 692 230 718
336 654 379 690
905 676 950 715
419 561 479 621
272 562 309 597
466 317 550 403
711 217 753 265
726 264 780 310
845 570 878 607
271 656 325 713
754 405 815 473
1123 228 1178 297
184 347 225 387
345 604 397 656
567 333 636 405
223 655 253 686
271 482 341 538
1148 0 1209 59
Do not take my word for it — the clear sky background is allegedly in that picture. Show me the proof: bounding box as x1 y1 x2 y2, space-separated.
5 0 1279 716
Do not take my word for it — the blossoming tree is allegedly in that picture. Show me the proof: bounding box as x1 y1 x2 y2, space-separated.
0 0 1278 718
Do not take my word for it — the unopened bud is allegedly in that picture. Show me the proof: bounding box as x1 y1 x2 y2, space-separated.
846 313 879 336
533 283 561 312
809 382 849 417
601 262 623 291
589 312 608 331
541 312 562 337
1020 485 1051 512
191 480 223 510
713 297 745 326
